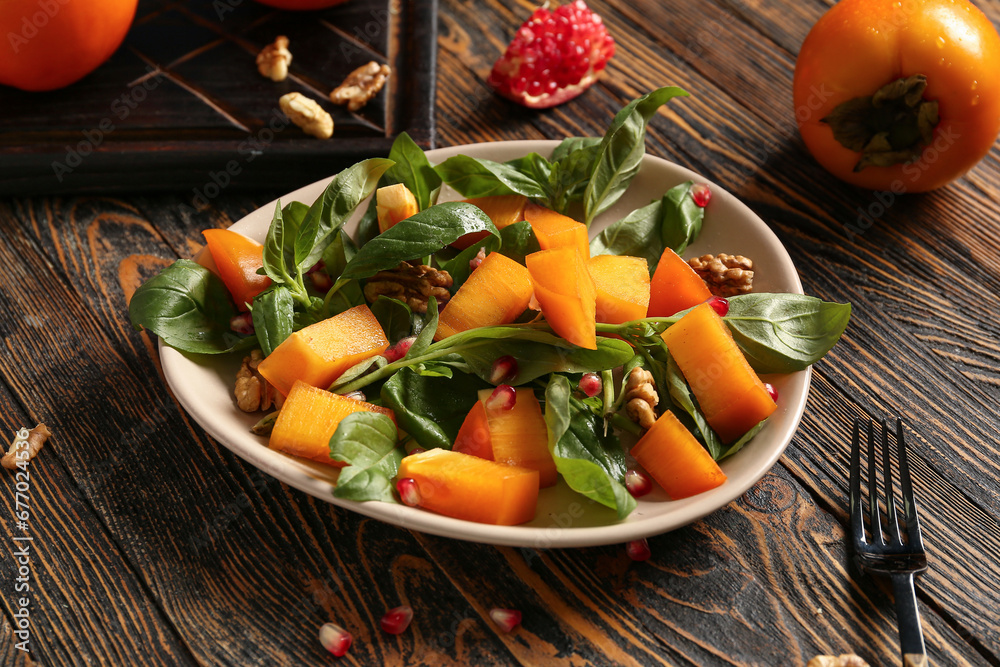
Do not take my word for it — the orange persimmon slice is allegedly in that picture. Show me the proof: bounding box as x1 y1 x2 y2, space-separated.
202 228 271 311
630 411 727 499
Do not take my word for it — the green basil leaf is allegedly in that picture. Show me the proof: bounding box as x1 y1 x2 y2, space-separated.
295 158 393 272
128 259 253 355
434 155 548 199
263 201 292 284
251 286 294 357
383 131 441 211
330 412 402 502
550 136 602 162
380 367 489 451
544 375 636 519
725 294 852 373
370 296 413 344
498 220 540 265
584 86 690 226
341 202 499 280
550 144 601 211
717 419 767 461
320 229 365 313
355 197 380 248
406 296 439 359
281 200 310 235
459 336 634 386
658 181 703 256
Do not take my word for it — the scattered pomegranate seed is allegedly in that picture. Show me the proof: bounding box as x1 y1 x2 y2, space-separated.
488 0 615 109
578 372 602 397
625 469 652 498
707 295 729 317
396 478 421 507
626 538 651 561
469 247 487 272
229 312 254 335
309 271 334 291
489 608 522 633
691 183 712 207
485 385 517 412
380 605 413 635
765 382 779 403
407 445 426 456
490 355 518 384
383 336 416 363
319 622 352 657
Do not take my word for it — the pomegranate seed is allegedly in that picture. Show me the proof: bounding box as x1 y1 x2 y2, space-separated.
229 312 254 335
626 538 651 561
490 355 518 384
691 183 711 207
319 622 352 657
309 271 334 291
380 605 413 635
707 295 729 317
383 336 416 363
765 383 779 403
396 478 421 507
625 469 652 498
407 445 426 456
578 372 602 397
469 247 487 272
489 608 522 632
485 385 517 412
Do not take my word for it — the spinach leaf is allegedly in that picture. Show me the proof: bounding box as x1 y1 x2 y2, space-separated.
355 197 380 248
320 229 364 313
724 294 851 373
251 286 295 356
281 200 310 234
383 132 441 211
544 375 636 518
330 412 402 502
262 201 293 284
550 136 602 162
341 202 499 280
549 144 601 212
718 419 767 461
505 152 553 191
370 296 413 344
295 158 393 272
128 259 253 354
590 181 703 265
459 336 634 386
434 155 548 199
381 367 489 451
498 220 540 265
583 86 689 226
406 296 439 359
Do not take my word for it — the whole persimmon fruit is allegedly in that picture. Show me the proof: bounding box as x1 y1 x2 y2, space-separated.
0 0 139 92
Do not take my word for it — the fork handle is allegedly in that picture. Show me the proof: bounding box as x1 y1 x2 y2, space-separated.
891 572 927 666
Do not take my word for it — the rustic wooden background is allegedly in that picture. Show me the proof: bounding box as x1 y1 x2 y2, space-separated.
1 0 999 665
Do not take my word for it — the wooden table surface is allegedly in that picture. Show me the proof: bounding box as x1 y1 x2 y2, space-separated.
3 0 1000 665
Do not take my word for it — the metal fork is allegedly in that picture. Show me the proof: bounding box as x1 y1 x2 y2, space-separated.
850 418 929 667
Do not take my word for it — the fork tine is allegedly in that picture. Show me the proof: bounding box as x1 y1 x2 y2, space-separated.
849 418 864 546
882 419 903 545
895 419 924 548
866 418 883 545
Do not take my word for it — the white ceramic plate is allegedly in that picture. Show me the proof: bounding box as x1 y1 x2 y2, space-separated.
160 140 809 548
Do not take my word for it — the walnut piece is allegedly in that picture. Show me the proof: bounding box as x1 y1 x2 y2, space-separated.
624 367 659 430
257 35 292 82
2 423 51 470
330 61 391 112
279 92 334 139
807 655 870 667
688 253 754 297
363 261 453 314
235 350 285 413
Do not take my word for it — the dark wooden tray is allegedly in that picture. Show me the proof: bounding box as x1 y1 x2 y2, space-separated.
0 0 437 196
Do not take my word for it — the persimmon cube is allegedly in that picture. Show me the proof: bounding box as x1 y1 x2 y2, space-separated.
647 247 712 317
269 381 396 466
257 305 389 396
661 302 776 442
202 228 272 311
524 201 590 260
452 194 527 249
525 246 597 349
376 183 419 233
630 410 727 499
397 449 539 525
435 252 533 340
587 254 650 323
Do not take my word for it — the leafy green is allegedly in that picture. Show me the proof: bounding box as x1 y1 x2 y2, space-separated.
383 132 441 211
584 86 689 226
498 220 540 265
319 229 364 314
544 375 636 518
724 294 852 373
330 413 402 502
128 259 253 354
459 336 634 386
251 286 294 356
550 136 602 162
406 296 439 359
438 237 501 290
434 155 548 199
381 367 489 451
262 201 293 285
370 296 413 344
341 202 499 280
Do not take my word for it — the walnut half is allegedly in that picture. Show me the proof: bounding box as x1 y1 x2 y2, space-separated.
235 350 284 413
363 261 453 314
688 253 754 297
279 92 334 139
807 655 871 667
257 35 292 82
330 61 391 112
624 367 659 430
